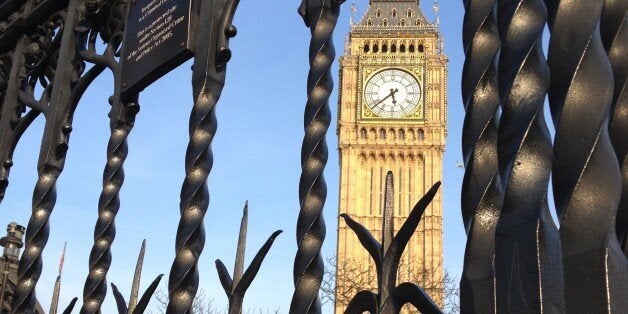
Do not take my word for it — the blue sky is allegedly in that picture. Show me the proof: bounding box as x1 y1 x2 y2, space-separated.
0 1 467 312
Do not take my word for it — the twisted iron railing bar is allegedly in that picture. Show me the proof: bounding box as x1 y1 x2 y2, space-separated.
79 0 141 311
460 0 502 312
601 0 627 255
494 0 563 311
545 0 628 311
82 94 139 313
12 0 86 310
167 0 239 310
291 1 343 312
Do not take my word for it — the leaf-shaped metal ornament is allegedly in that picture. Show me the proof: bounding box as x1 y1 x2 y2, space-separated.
110 283 128 314
110 274 163 314
234 230 282 296
345 290 378 314
339 213 382 271
380 182 440 303
390 282 441 314
391 182 441 260
215 202 282 314
216 259 234 296
134 274 164 313
62 297 78 314
341 171 443 313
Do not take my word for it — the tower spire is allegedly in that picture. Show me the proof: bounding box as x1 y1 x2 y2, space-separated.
49 242 66 314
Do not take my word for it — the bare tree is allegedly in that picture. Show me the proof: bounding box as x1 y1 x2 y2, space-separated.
150 289 223 314
322 255 460 313
149 289 282 314
442 271 460 313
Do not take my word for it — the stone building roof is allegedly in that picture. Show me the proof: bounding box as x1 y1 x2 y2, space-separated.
0 258 45 313
355 0 434 30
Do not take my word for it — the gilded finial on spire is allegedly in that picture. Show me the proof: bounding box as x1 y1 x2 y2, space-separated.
350 0 357 25
433 0 439 25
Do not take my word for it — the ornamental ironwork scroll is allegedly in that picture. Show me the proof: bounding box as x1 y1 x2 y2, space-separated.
11 0 87 310
0 0 244 312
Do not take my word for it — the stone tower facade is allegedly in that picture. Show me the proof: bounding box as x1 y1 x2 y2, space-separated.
335 0 447 311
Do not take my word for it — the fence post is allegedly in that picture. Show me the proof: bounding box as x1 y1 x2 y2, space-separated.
545 0 628 311
12 0 85 311
291 0 344 312
167 0 240 311
460 0 502 312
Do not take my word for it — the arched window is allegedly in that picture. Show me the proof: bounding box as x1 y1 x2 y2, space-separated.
400 19 405 27
400 44 406 52
407 9 413 18
373 44 379 53
376 9 381 18
418 44 424 52
416 19 421 26
392 9 397 18
382 19 388 27
367 19 372 26
409 44 415 52
360 128 367 139
379 129 387 140
398 129 405 140
364 44 370 53
382 43 388 53
391 44 397 53
417 129 425 141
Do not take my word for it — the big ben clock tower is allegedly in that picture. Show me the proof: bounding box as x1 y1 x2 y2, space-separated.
335 0 447 311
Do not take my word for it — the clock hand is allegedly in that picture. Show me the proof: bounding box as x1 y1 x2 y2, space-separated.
391 88 399 104
372 90 395 108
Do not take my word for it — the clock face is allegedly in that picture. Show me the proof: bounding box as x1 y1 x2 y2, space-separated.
363 68 422 118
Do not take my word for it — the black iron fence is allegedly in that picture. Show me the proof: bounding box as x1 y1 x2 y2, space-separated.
0 0 625 313
461 0 627 313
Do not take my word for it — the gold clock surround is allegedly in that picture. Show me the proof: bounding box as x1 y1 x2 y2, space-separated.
361 66 425 121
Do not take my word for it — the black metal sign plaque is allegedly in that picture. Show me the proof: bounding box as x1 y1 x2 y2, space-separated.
121 0 194 98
